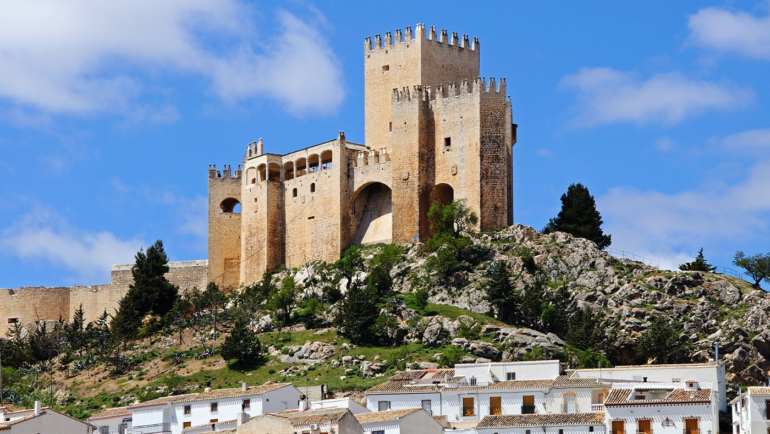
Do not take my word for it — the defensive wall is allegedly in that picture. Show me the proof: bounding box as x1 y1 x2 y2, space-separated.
0 260 207 336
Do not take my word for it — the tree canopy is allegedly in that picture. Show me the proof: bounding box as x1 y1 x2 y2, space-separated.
679 248 716 272
543 183 611 249
733 251 770 288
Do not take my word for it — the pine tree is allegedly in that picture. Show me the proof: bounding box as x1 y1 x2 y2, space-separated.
66 304 86 356
112 240 179 340
220 317 263 367
334 282 379 345
679 248 716 272
543 183 611 249
635 316 688 364
484 261 516 322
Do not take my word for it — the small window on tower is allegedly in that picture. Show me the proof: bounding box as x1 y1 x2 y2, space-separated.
382 65 389 72
444 137 452 152
293 188 298 198
310 183 316 193
389 122 392 132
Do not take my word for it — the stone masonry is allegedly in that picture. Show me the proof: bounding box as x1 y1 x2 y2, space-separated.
209 23 517 288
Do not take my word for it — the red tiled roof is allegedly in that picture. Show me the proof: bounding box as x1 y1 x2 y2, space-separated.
128 383 292 409
477 412 605 428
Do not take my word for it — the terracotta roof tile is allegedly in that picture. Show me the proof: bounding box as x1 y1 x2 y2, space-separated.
551 375 610 388
183 419 236 432
748 387 770 395
128 383 292 409
605 388 711 406
355 408 421 424
89 406 131 421
270 408 349 426
477 412 605 428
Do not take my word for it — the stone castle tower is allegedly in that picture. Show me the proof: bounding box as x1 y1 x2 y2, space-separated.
208 24 517 288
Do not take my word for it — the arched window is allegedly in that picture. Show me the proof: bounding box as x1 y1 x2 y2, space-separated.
292 188 298 198
284 161 294 181
267 163 281 182
220 198 241 213
295 158 307 177
310 183 316 193
257 164 266 182
321 150 333 170
308 154 320 173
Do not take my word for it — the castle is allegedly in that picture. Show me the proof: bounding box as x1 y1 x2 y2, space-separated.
208 24 517 288
1 24 516 334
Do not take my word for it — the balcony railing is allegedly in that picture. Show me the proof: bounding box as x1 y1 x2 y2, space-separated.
521 405 536 414
132 423 172 434
592 404 605 412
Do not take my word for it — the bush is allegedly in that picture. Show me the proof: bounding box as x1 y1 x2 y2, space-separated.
522 347 546 361
414 290 429 313
439 345 465 368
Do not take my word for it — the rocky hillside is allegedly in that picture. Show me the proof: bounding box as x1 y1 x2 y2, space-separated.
285 224 770 387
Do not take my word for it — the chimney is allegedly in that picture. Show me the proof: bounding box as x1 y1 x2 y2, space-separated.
242 382 248 391
204 387 212 392
34 401 41 416
237 411 250 426
299 394 308 411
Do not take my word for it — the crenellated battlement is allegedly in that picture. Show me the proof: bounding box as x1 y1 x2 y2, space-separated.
390 77 507 103
245 138 264 160
208 164 242 179
364 23 479 52
352 148 390 168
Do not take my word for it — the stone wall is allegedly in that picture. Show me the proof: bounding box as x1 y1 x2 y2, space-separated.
0 260 208 336
208 165 242 289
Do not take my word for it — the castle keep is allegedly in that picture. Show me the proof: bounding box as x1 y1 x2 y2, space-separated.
208 24 517 288
1 24 517 332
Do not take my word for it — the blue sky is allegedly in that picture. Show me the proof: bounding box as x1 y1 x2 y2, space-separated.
2 1 770 288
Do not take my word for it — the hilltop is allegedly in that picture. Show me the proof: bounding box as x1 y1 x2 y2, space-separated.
2 223 768 419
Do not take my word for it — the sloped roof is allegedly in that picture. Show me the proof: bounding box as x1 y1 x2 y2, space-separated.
183 419 235 432
477 412 605 428
550 375 610 388
748 387 770 395
128 383 292 409
367 378 554 394
355 408 421 424
605 388 711 406
269 408 350 426
89 406 131 421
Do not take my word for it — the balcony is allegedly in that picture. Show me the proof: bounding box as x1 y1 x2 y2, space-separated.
132 423 172 434
521 405 536 414
592 404 605 412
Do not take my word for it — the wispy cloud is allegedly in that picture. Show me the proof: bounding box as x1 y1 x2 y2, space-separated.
599 158 770 270
560 68 753 126
0 1 344 119
0 207 144 283
688 4 770 60
655 136 676 152
710 128 770 156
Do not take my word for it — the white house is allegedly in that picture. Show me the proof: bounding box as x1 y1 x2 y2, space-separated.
355 408 444 434
0 401 95 434
603 382 717 434
571 363 727 412
366 361 564 424
127 382 301 434
474 412 606 434
238 408 363 434
88 406 132 434
731 386 770 434
311 397 370 414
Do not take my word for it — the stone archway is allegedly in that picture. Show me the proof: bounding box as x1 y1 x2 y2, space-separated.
430 183 454 210
350 182 392 245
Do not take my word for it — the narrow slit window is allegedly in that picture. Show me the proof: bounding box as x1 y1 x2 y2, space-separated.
293 188 298 198
389 122 392 132
444 137 452 151
310 183 316 193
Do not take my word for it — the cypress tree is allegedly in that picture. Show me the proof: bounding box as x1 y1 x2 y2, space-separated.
544 183 611 249
112 240 179 340
220 317 263 367
334 282 379 345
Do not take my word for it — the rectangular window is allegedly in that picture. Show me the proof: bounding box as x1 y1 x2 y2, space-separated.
463 397 475 416
612 421 625 434
382 65 389 72
211 402 218 413
490 396 502 415
766 400 770 419
7 318 18 324
526 430 531 434
373 431 385 434
590 427 594 433
559 430 564 434
522 395 535 414
378 401 390 411
638 419 651 434
184 405 191 415
243 399 250 410
183 422 192 429
210 419 218 424
421 400 432 415
470 378 477 386
506 372 516 381
444 137 452 151
389 122 392 132
672 378 681 383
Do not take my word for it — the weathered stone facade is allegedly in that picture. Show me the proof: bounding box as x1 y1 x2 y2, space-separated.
209 23 517 287
0 260 208 336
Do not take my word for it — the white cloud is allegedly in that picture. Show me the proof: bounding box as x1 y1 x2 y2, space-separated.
712 128 770 155
535 149 555 158
599 159 770 270
560 68 753 126
0 208 144 283
688 5 770 59
0 1 344 118
655 136 676 152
